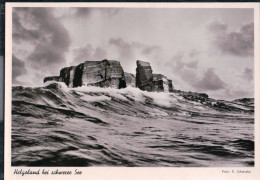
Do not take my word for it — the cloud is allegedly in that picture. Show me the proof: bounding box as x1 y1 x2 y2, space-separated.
165 51 203 92
189 49 201 58
58 8 120 19
166 51 225 92
73 8 92 17
167 51 198 71
179 69 198 84
12 54 26 82
13 8 71 73
109 38 161 61
72 44 107 64
13 11 40 43
208 19 254 57
208 18 227 32
193 68 226 91
243 67 253 81
73 44 93 63
141 45 161 55
93 47 108 60
108 38 163 74
98 8 120 17
109 38 134 60
186 60 198 69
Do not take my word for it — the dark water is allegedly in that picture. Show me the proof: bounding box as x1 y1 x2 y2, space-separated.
12 82 254 167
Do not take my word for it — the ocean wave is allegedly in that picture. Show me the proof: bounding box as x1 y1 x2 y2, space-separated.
11 82 254 167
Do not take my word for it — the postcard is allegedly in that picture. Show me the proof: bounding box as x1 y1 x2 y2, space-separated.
4 2 260 180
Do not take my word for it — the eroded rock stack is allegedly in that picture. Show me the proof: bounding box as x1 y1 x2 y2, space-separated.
73 60 126 88
153 74 170 92
136 60 173 92
44 59 126 89
136 60 153 91
44 59 174 92
60 66 76 88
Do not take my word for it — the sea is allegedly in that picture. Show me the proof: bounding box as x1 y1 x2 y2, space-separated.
11 82 254 167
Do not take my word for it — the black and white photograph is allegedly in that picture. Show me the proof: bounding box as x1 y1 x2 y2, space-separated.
9 4 256 169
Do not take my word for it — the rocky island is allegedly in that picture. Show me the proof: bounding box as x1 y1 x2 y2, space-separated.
44 59 174 92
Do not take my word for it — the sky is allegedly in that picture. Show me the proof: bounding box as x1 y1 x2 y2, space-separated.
12 7 254 100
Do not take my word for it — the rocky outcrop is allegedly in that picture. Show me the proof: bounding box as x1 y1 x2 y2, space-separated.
173 90 209 99
124 72 136 87
74 60 126 88
152 74 173 92
60 66 76 88
136 60 173 92
168 80 173 92
44 59 174 92
136 60 153 91
43 76 60 83
44 59 126 89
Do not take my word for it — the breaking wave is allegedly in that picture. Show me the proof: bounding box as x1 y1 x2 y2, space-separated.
12 82 254 167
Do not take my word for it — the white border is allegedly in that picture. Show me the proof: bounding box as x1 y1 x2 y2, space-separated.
5 3 260 180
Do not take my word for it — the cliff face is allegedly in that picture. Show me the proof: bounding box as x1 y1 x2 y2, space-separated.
60 66 76 88
44 60 126 89
136 60 153 91
73 60 126 88
135 60 173 92
152 74 173 92
44 59 174 92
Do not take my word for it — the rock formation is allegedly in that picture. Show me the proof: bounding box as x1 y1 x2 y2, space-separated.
136 60 153 91
43 76 60 83
60 66 76 88
44 59 126 89
135 60 173 92
152 74 173 92
73 60 126 89
168 80 173 92
44 59 174 92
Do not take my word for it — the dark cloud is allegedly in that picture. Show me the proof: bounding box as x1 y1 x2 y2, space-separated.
13 8 71 72
12 54 26 82
73 44 107 64
243 67 253 81
13 10 40 43
208 19 254 57
194 68 226 90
